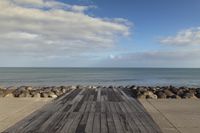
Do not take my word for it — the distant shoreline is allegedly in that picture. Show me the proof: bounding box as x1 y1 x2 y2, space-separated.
0 67 200 69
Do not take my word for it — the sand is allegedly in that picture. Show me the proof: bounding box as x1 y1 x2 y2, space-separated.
0 98 51 132
140 99 200 133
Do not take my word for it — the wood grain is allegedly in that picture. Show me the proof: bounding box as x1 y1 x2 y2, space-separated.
4 88 162 133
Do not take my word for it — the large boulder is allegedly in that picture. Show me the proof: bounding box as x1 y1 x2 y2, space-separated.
176 89 184 97
137 91 157 99
40 92 49 98
156 91 167 99
17 86 27 91
70 85 77 89
26 86 33 91
48 92 58 98
171 95 181 99
196 89 200 94
182 92 197 99
12 90 22 97
163 89 175 98
18 90 32 97
31 92 41 98
4 92 14 97
6 86 17 90
145 91 157 99
51 87 63 96
196 93 200 98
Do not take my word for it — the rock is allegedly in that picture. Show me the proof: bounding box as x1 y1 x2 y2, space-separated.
145 91 157 99
108 86 113 89
12 90 22 97
171 95 181 99
26 86 33 91
17 86 27 91
196 93 200 98
146 94 157 99
138 86 148 92
156 91 167 99
170 87 178 94
70 85 77 89
196 89 200 94
176 89 184 97
51 87 63 96
48 92 58 98
137 91 157 99
164 89 174 98
182 92 197 99
31 92 41 98
92 86 97 89
61 88 67 93
40 92 49 98
6 86 17 90
18 91 32 97
4 92 14 98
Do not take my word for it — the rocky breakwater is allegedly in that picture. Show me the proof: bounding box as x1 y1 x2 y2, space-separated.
131 86 200 99
0 86 73 98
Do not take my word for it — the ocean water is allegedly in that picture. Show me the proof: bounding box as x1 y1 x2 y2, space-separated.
0 68 200 87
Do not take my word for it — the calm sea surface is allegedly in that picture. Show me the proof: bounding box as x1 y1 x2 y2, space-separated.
0 68 200 87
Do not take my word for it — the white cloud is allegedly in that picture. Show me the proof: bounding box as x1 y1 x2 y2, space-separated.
0 0 131 57
160 27 200 46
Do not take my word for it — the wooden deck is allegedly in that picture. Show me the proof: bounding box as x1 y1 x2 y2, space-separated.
4 88 162 133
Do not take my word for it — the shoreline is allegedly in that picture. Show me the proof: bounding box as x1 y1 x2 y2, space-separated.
0 85 200 99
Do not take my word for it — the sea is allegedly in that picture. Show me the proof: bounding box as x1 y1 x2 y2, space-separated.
0 67 200 87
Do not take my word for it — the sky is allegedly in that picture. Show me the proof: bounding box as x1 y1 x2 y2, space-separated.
0 0 200 67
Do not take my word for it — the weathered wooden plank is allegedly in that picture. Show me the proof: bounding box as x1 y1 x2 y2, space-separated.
85 112 95 133
90 102 96 113
113 102 133 133
101 101 106 113
112 112 125 133
106 111 116 133
97 88 101 102
76 90 94 132
60 112 78 133
109 102 117 113
101 113 108 133
85 95 94 112
4 88 162 133
68 113 83 133
79 102 87 112
50 88 82 129
105 101 116 133
119 89 155 133
93 113 100 133
127 97 162 133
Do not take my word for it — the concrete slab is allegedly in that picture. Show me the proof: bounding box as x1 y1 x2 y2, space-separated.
140 99 200 133
0 98 51 132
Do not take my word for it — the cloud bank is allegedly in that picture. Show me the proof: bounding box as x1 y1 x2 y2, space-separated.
103 50 200 68
160 27 200 46
0 0 131 57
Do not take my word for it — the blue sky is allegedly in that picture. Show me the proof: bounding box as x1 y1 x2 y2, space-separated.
0 0 200 67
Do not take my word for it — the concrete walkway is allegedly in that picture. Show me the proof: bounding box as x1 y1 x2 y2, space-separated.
140 99 200 133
